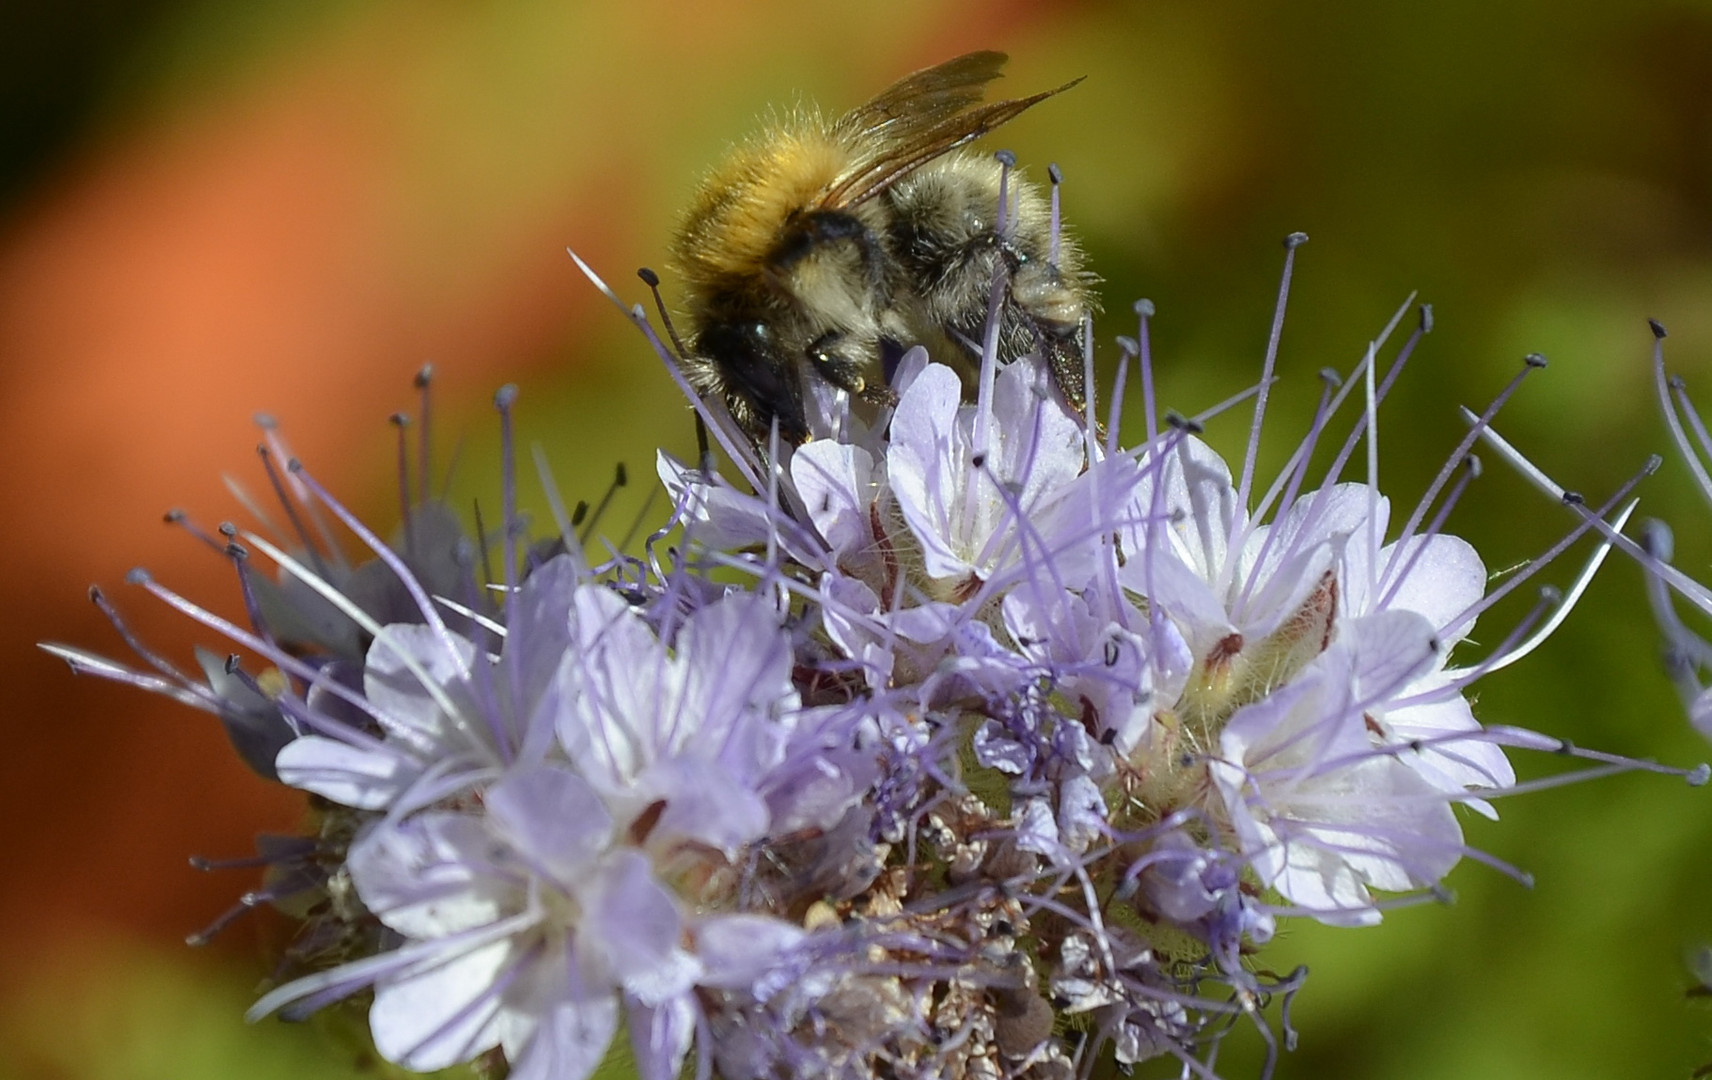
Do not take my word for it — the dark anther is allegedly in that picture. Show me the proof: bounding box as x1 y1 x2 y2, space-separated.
1133 298 1156 317
971 453 987 468
163 509 184 523
1463 455 1482 478
218 522 237 537
1650 318 1668 339
1523 352 1548 369
1556 739 1576 756
1104 640 1120 667
1047 162 1063 184
1409 739 1425 752
389 412 409 428
1419 303 1434 333
225 542 248 559
87 585 103 603
1671 374 1689 391
1100 728 1118 746
224 654 241 674
1561 490 1584 506
637 267 661 287
1284 231 1309 249
570 501 589 527
286 458 303 474
614 462 628 487
994 149 1017 168
414 365 434 388
628 799 669 846
1165 411 1203 434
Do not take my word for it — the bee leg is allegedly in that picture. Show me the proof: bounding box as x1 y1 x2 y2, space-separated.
1037 324 1089 418
806 329 873 396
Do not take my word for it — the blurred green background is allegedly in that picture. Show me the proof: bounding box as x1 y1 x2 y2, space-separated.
6 2 1712 1078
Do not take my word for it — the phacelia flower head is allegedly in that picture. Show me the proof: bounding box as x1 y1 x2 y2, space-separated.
47 187 1707 1080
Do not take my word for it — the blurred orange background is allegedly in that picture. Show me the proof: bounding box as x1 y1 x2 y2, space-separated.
7 3 1712 1078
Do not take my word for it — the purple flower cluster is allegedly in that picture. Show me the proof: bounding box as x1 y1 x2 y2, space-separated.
47 239 1704 1079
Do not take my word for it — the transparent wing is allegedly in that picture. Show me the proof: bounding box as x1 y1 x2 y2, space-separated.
835 50 1010 142
820 52 1082 210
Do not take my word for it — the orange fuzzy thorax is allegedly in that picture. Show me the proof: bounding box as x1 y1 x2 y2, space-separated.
671 114 852 288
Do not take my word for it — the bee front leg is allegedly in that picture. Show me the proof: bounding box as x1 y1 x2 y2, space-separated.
807 329 895 406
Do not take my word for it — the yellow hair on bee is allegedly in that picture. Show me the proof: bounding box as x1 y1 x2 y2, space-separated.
673 111 849 284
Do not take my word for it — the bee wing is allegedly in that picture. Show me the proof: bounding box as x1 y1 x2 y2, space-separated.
822 52 1082 211
836 50 1011 140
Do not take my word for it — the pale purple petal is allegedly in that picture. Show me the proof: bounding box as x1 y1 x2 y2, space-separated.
693 914 809 991
888 363 971 580
274 735 411 810
348 814 513 939
583 851 701 1004
485 764 614 882
363 622 477 742
676 592 797 775
559 586 674 790
628 993 698 1080
792 441 880 563
644 757 770 854
368 938 511 1071
501 944 620 1080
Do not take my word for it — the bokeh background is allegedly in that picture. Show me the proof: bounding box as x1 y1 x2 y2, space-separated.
6 2 1712 1078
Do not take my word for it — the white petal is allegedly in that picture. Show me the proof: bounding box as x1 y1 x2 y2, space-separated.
368 937 512 1071
502 946 620 1080
889 364 975 581
1371 533 1486 638
274 735 412 810
363 622 477 742
348 814 513 938
792 441 879 561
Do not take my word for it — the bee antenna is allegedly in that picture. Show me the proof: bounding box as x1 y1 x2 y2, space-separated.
637 267 693 361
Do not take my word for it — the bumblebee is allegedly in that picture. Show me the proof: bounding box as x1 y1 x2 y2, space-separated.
670 51 1095 444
